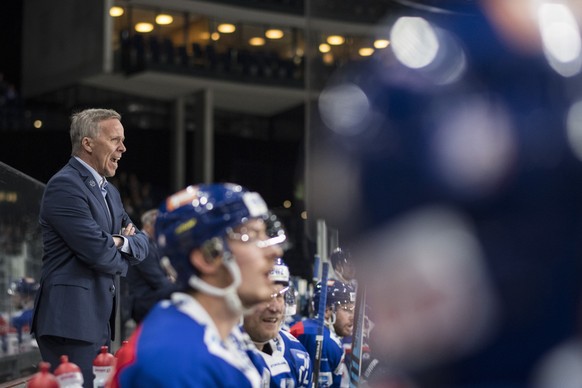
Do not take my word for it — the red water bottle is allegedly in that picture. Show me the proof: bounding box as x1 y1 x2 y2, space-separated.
54 355 83 388
93 346 115 388
26 361 58 388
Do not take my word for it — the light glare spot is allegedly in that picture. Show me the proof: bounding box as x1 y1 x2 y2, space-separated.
391 17 439 69
319 83 370 136
566 100 582 160
433 98 515 195
538 3 582 77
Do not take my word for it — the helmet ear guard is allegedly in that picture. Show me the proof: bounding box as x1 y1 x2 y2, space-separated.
201 237 224 262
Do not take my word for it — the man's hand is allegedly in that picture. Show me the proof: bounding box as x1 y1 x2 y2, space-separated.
113 223 136 248
120 223 136 236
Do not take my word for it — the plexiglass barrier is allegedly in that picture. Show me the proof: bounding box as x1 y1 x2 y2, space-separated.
0 161 43 381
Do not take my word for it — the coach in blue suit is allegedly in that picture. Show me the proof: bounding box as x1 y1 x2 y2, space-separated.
31 108 148 387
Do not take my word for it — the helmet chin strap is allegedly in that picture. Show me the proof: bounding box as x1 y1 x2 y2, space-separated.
330 310 337 325
188 243 243 314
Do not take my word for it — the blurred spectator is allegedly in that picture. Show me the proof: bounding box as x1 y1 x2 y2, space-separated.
109 173 163 223
0 72 23 129
123 209 178 326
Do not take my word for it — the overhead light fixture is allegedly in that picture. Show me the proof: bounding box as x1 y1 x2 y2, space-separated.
249 37 266 46
211 32 220 41
155 14 174 25
135 22 154 33
217 23 236 33
327 35 345 45
319 43 331 53
374 39 390 49
265 28 284 39
200 32 210 40
359 47 375 56
109 6 124 17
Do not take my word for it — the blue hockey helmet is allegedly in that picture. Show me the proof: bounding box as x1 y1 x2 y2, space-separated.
269 257 290 285
313 279 356 312
155 183 272 289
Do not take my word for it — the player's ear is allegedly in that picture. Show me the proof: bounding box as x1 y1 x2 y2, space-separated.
324 307 333 320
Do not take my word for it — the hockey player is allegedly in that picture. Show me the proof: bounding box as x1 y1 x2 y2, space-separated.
109 183 286 387
243 258 313 387
7 277 39 348
290 279 356 388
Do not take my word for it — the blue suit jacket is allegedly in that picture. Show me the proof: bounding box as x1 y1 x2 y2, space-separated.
32 157 149 344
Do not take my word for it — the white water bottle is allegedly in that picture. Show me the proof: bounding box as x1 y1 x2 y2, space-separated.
93 346 115 388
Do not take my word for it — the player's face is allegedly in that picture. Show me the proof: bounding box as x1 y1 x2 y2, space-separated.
229 219 283 308
243 284 286 344
86 118 126 178
333 302 355 337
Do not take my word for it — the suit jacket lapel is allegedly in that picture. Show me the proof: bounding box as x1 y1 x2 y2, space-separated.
70 158 114 232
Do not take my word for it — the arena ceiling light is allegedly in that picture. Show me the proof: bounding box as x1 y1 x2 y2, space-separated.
135 22 154 33
327 35 345 45
218 23 236 33
155 14 174 25
359 47 375 56
109 6 124 17
374 39 390 49
265 28 284 39
249 37 266 46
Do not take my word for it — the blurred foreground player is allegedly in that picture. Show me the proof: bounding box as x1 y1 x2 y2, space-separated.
290 279 355 387
109 183 286 387
243 258 313 387
311 0 582 385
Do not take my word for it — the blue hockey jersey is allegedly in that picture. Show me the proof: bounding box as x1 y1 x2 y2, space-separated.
290 319 345 388
245 328 313 387
110 293 261 387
